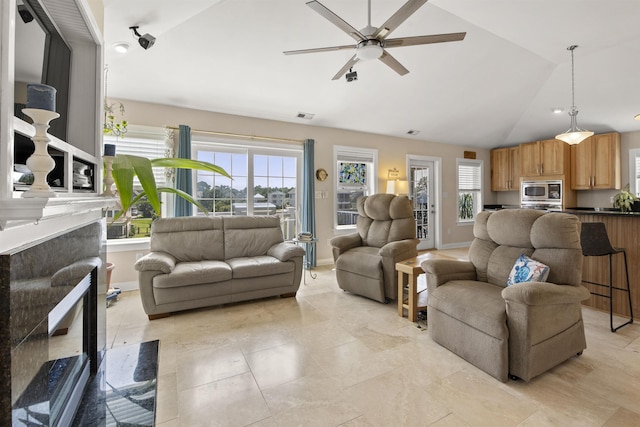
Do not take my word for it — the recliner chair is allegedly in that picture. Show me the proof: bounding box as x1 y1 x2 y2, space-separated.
329 194 418 303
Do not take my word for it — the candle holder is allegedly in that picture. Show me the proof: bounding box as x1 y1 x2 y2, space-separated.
21 108 60 198
102 156 116 196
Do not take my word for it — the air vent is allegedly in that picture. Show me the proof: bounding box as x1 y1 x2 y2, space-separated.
296 112 315 120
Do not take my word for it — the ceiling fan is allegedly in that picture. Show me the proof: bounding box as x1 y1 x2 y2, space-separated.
283 0 466 80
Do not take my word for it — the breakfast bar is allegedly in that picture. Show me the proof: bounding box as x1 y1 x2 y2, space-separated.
565 209 639 319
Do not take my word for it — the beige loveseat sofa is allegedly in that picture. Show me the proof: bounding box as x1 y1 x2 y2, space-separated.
421 209 590 382
134 216 305 319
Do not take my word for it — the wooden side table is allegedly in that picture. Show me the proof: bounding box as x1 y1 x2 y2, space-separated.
396 257 428 322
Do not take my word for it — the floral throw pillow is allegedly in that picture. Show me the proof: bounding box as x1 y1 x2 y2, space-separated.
506 254 550 286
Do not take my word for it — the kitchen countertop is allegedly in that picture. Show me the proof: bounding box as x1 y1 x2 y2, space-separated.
562 207 640 216
482 205 640 216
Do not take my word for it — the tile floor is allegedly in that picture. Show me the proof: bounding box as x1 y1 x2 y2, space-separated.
106 249 640 426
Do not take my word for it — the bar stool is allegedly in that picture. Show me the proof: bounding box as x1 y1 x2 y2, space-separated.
580 222 634 332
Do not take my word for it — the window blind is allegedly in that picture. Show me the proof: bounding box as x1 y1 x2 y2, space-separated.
458 161 482 191
104 126 167 187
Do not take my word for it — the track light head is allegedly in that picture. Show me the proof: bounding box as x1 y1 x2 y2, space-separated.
18 5 34 23
129 26 156 50
345 67 358 82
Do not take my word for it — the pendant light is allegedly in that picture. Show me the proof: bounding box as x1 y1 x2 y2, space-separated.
555 45 593 145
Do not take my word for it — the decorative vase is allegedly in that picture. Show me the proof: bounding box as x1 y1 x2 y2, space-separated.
102 156 116 196
21 108 60 198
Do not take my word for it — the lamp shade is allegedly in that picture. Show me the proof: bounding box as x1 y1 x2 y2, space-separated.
386 180 409 195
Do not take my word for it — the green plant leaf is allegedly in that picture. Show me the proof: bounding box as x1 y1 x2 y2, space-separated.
151 158 231 178
111 155 134 216
158 186 210 214
125 155 161 215
108 154 228 223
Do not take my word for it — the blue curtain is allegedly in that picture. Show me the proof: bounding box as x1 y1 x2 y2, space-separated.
174 124 192 217
302 139 316 267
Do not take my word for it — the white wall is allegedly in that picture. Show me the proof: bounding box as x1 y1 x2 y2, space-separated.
106 98 493 284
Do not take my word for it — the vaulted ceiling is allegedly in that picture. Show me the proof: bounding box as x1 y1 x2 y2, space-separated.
103 0 640 148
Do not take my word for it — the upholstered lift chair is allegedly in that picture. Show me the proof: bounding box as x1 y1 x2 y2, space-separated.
421 209 591 382
329 194 418 303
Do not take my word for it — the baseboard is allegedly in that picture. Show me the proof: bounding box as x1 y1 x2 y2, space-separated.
316 258 334 267
438 241 472 250
111 280 138 292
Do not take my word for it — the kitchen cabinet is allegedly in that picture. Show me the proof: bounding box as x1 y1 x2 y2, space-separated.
491 146 519 191
520 139 569 177
570 132 620 190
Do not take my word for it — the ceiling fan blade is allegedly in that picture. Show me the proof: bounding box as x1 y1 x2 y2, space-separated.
284 44 355 55
306 0 366 42
373 0 428 40
331 55 360 80
384 32 466 48
379 50 409 76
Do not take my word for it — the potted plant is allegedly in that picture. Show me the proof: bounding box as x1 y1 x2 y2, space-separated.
613 184 638 212
110 155 230 221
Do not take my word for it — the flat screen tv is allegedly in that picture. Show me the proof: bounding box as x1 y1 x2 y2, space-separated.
14 0 71 142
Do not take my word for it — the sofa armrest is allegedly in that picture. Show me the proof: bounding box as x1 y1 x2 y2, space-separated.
134 251 177 274
268 242 306 262
420 259 477 289
328 233 362 258
379 239 418 260
502 282 591 306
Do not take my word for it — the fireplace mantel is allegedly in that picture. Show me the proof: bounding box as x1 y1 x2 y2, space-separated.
0 196 116 230
0 197 115 255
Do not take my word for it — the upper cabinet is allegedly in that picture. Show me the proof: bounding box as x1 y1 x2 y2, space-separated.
491 146 519 191
519 139 569 177
570 132 621 190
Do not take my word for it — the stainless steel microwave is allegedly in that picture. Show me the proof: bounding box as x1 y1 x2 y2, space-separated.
521 180 562 204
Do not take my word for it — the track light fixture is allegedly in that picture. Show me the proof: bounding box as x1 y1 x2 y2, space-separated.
18 5 34 23
345 67 358 82
129 26 156 50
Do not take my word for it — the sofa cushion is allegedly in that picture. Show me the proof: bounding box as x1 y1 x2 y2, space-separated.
356 195 416 248
487 246 534 287
429 280 508 339
506 254 550 286
151 217 224 262
227 256 294 279
335 246 382 279
153 260 232 289
223 216 284 259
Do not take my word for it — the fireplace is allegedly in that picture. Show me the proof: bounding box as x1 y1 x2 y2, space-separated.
0 221 106 426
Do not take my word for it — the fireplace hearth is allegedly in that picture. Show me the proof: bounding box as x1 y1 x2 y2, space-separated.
0 221 106 426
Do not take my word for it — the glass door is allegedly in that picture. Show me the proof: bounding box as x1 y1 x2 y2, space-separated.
409 158 435 250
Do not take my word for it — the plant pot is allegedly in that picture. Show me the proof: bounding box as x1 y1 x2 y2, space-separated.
106 262 115 292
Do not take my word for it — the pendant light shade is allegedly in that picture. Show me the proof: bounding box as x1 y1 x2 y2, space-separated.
555 45 593 145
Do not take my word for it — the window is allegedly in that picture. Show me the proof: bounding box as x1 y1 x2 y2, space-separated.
105 125 168 240
457 159 483 223
193 139 302 240
334 146 378 229
629 148 640 196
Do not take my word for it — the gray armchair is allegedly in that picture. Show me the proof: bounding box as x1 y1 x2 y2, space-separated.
329 194 418 303
421 209 590 382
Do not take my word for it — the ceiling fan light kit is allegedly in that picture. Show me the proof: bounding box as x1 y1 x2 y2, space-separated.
356 40 383 60
284 0 466 80
555 45 593 145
